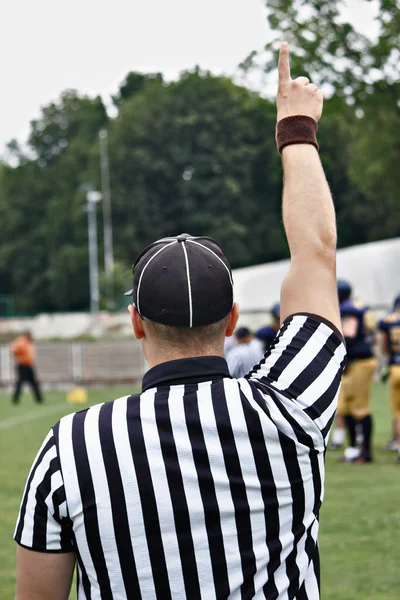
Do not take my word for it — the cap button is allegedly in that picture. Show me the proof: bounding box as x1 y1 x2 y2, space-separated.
177 233 192 242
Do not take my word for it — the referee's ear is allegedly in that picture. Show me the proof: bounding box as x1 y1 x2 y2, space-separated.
128 305 145 340
225 303 240 337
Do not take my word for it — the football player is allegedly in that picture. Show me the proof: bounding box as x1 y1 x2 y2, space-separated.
255 302 280 352
331 281 376 462
378 294 400 463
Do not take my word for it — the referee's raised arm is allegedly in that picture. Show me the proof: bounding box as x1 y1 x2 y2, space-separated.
276 42 340 331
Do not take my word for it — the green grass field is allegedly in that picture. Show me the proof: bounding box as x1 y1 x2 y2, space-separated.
1 383 399 599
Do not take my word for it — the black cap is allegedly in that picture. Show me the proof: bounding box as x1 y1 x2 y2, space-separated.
125 234 233 327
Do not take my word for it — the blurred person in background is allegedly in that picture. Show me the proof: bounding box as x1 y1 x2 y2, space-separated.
378 293 400 462
223 333 236 356
226 326 264 378
330 280 376 462
255 302 280 352
11 331 43 404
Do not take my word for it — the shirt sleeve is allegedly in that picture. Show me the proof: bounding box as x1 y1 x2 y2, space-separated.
247 313 347 434
14 427 74 553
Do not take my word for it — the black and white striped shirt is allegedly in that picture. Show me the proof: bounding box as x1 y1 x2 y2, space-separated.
15 313 346 600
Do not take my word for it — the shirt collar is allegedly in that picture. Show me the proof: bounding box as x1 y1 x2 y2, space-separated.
142 356 231 392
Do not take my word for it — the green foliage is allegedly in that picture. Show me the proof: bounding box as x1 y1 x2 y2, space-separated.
99 261 133 310
1 0 399 314
112 71 164 106
0 72 284 312
252 0 399 102
0 91 108 311
29 90 107 166
108 70 283 271
348 97 400 240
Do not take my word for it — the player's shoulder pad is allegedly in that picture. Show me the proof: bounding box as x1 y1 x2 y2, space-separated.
384 312 400 324
352 299 368 311
340 299 365 315
258 325 275 334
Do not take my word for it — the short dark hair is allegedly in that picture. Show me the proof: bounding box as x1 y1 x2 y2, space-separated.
235 327 252 341
144 315 230 352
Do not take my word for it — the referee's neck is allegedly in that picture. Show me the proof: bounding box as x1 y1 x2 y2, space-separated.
130 303 240 368
145 348 226 369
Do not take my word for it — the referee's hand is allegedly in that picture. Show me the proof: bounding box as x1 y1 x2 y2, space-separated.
276 42 324 123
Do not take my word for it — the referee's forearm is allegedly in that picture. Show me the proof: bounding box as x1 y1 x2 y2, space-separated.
282 144 337 263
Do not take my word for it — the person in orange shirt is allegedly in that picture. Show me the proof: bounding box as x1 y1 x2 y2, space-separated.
11 332 43 404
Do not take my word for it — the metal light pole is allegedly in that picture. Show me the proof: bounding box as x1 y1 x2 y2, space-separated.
86 190 102 314
99 129 114 307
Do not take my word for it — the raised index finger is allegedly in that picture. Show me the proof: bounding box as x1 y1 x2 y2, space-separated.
278 42 291 83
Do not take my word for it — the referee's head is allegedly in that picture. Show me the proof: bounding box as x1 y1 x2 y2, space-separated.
125 234 239 363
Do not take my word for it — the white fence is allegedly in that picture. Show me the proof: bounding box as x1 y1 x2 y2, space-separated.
0 340 146 387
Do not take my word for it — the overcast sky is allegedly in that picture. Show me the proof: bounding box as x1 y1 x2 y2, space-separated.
1 0 379 155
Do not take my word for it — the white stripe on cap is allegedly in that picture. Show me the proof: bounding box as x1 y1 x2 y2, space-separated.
187 240 234 287
181 242 193 328
136 241 178 316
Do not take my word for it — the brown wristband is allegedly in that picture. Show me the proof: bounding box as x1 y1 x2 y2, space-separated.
276 115 319 155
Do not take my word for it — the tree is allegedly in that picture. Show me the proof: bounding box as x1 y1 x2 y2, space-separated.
29 90 107 166
245 0 399 104
0 161 55 311
347 96 400 240
108 69 284 270
112 72 164 107
0 74 284 312
0 92 108 312
1 51 397 314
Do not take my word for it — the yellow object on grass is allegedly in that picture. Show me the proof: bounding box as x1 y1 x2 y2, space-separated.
67 387 88 404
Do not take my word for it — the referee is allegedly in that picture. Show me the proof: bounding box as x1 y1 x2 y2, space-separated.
14 44 345 600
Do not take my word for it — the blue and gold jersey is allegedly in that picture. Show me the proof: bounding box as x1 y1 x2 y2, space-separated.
379 312 400 365
340 299 375 360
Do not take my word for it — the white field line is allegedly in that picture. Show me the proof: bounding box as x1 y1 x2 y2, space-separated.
0 403 72 431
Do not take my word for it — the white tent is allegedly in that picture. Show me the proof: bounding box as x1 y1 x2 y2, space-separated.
232 237 400 314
